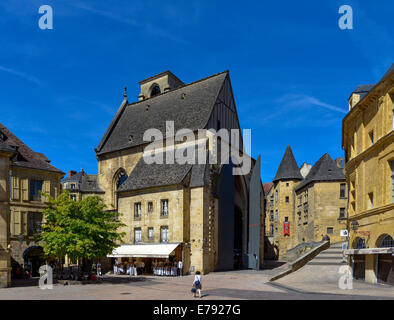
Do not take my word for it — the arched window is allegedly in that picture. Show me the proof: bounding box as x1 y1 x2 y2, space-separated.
115 170 128 189
113 168 128 209
151 85 161 97
379 234 394 248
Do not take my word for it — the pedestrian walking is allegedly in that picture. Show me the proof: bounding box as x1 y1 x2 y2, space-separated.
97 262 102 276
113 259 118 275
178 260 183 276
192 271 202 298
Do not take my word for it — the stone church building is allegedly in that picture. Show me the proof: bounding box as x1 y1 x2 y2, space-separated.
90 70 264 274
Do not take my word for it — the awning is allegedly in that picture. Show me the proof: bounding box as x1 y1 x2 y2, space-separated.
107 243 181 258
344 247 393 255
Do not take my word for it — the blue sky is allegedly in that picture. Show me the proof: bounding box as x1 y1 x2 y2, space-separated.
0 0 393 182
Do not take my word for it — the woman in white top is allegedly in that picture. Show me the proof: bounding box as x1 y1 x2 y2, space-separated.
192 271 202 298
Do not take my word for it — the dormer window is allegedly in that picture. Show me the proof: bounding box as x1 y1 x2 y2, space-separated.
151 85 161 97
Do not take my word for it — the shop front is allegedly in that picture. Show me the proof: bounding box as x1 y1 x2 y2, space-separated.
108 243 183 276
345 247 393 285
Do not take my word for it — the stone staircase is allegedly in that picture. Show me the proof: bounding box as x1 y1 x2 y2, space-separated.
306 242 347 266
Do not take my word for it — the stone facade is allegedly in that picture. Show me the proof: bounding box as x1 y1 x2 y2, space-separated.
342 64 394 285
266 180 299 259
0 147 14 287
0 123 64 284
295 181 347 244
265 146 347 260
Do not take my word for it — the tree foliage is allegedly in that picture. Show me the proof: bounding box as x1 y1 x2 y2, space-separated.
39 191 125 261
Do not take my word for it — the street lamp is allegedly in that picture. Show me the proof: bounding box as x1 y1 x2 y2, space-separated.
351 220 359 231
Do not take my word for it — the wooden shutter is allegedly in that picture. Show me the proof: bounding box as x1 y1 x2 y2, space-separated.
21 212 28 235
21 179 29 201
14 211 21 235
11 176 20 200
42 181 50 203
10 211 15 236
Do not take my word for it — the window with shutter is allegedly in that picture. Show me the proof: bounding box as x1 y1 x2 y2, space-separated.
28 212 35 236
29 180 43 201
22 212 28 235
11 176 20 200
10 211 15 236
22 179 29 201
13 211 21 235
42 181 50 202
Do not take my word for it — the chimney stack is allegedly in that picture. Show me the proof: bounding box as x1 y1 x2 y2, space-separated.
68 170 77 178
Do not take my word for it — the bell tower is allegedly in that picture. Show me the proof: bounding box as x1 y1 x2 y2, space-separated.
138 70 184 101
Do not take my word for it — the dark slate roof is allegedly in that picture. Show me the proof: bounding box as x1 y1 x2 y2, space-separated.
81 174 104 193
0 140 16 153
273 146 303 182
118 155 193 192
295 153 345 191
62 170 104 193
189 163 209 188
62 171 84 183
351 84 375 101
0 123 64 174
96 71 228 156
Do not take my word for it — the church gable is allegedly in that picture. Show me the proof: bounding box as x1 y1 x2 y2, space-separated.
205 75 244 150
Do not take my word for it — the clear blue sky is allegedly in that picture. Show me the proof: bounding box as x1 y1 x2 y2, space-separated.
0 0 393 182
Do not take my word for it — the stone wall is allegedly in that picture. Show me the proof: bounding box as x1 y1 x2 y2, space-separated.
0 152 11 287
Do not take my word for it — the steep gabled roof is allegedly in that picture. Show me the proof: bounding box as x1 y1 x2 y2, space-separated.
95 71 228 156
273 146 302 182
0 123 64 174
295 153 345 191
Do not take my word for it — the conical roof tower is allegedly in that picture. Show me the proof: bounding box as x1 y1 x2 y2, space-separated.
273 145 303 183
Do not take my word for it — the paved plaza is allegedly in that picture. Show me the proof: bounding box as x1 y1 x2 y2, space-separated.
0 269 392 300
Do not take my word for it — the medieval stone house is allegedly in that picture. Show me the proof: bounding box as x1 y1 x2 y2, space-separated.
0 123 64 287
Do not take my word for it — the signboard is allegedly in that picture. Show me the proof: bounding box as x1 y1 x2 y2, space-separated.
283 222 290 236
340 229 349 237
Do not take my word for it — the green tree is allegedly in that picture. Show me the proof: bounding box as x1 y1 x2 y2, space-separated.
39 191 125 263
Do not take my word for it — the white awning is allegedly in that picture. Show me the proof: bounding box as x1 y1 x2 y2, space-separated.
107 243 181 258
344 247 393 255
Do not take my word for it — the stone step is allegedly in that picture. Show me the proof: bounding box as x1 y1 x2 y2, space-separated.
314 256 343 260
307 261 347 266
321 250 343 254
